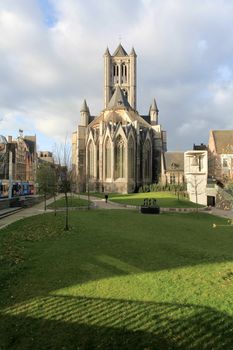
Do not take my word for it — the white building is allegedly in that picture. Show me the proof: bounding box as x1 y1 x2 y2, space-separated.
184 150 208 205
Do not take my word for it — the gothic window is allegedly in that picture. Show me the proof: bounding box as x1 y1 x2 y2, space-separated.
144 139 151 179
121 63 127 83
96 144 99 179
115 136 125 178
113 64 119 84
170 174 176 184
105 137 111 178
128 137 135 178
88 141 94 178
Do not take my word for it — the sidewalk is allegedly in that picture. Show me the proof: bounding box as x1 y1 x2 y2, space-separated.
0 194 63 230
208 207 233 220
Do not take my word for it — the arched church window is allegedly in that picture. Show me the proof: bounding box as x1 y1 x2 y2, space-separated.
115 136 125 178
105 137 111 178
88 141 94 178
144 139 151 179
121 63 127 83
128 136 135 178
113 64 119 84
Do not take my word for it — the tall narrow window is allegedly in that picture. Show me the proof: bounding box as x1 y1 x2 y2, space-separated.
115 136 125 178
121 63 127 83
88 142 94 178
105 138 111 178
128 137 135 178
144 140 151 179
113 64 119 84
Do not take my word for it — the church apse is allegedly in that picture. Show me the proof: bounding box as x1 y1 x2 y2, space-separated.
72 45 166 193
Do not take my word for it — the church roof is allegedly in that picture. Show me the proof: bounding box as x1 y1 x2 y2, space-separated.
212 130 233 154
113 44 128 57
164 152 184 171
107 86 131 110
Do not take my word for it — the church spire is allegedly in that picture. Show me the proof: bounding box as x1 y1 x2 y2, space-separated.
130 47 137 57
149 98 159 125
104 47 110 56
80 99 90 126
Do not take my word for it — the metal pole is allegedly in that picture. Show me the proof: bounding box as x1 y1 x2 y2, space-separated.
8 150 13 199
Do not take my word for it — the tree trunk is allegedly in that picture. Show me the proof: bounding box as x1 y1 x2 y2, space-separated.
65 192 69 230
44 193 47 212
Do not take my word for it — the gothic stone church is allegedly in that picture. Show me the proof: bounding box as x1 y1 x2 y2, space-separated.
72 44 167 193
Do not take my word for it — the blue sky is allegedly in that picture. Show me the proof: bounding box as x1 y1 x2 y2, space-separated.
1 0 233 151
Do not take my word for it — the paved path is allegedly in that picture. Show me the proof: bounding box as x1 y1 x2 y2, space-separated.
0 194 63 230
208 207 233 220
1 193 233 230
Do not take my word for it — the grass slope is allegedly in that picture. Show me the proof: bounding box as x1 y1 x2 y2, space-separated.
92 191 202 208
0 210 233 349
47 196 90 209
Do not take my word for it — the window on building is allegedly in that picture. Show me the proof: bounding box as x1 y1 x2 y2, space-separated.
88 142 94 178
115 136 125 178
121 63 127 83
128 137 135 178
144 140 151 179
105 138 111 178
170 174 176 184
223 158 228 167
113 64 119 84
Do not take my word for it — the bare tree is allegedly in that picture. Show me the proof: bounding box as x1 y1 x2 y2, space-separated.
37 163 57 212
187 175 205 211
54 140 72 230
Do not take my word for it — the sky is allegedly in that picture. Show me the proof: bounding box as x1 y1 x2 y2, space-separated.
1 0 233 151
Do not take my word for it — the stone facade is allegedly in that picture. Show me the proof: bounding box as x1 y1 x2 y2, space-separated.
72 45 167 193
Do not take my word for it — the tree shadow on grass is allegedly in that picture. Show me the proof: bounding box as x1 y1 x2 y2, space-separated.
1 295 233 350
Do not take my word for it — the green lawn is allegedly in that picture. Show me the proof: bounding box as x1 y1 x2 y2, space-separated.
91 191 202 208
47 196 90 209
1 210 233 349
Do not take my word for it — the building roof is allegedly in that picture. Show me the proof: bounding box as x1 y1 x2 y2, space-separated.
113 44 128 57
193 143 207 150
164 152 184 171
0 135 7 144
212 130 233 154
107 86 131 110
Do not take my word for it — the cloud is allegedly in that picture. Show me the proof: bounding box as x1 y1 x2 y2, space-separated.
1 0 233 151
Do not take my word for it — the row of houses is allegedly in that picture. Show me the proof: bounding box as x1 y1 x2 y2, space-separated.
0 133 54 197
161 130 233 206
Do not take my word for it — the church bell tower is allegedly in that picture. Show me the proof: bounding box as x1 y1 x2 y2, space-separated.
104 44 137 110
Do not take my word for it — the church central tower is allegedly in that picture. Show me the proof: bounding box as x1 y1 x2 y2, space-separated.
104 44 137 110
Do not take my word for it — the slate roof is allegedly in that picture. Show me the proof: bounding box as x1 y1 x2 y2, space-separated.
107 86 131 109
212 130 233 154
113 44 128 57
141 115 151 124
0 135 7 144
24 138 36 153
164 152 184 171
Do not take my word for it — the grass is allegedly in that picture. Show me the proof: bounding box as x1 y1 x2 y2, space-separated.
47 195 90 209
1 210 233 349
89 191 203 208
